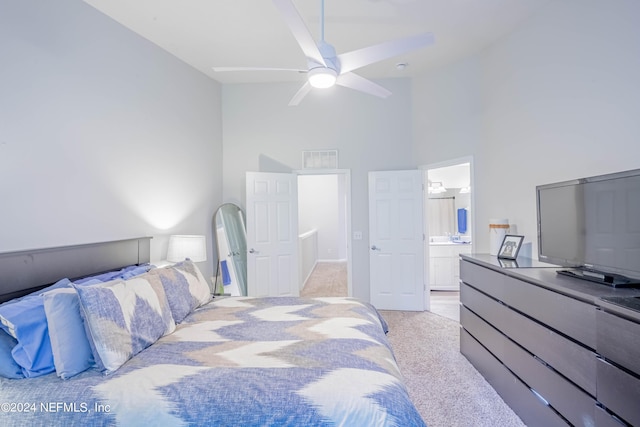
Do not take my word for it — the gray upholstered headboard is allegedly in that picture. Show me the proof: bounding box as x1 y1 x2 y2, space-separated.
0 237 151 303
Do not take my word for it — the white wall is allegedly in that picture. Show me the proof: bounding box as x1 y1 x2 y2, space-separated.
298 174 346 261
7 0 638 303
413 0 640 256
222 79 414 301
0 0 223 280
413 54 484 164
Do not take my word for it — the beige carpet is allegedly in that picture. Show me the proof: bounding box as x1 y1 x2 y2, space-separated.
382 310 525 427
300 261 347 297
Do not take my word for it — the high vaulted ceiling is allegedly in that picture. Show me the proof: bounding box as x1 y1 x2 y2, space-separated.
83 0 549 84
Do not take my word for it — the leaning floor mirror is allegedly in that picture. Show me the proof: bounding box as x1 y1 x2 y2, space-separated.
213 203 247 296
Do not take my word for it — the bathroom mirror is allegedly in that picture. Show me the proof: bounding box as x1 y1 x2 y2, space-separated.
214 203 247 296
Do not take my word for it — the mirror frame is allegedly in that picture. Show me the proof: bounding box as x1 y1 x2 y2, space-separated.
213 203 247 296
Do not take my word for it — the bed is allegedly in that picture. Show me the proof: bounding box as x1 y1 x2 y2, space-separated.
0 238 425 426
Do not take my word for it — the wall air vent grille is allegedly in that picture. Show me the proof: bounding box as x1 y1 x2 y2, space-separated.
302 150 338 169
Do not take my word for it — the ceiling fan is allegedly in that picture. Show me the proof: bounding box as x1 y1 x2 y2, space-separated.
212 0 435 106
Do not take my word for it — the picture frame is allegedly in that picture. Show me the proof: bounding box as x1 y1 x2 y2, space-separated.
497 234 524 260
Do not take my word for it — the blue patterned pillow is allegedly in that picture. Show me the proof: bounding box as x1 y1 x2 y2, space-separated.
74 276 175 374
149 260 212 323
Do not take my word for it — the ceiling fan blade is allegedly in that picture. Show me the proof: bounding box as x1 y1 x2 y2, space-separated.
213 66 306 73
338 32 435 74
288 81 313 106
272 0 326 67
336 73 392 99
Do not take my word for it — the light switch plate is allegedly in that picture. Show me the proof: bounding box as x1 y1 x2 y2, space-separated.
353 231 363 240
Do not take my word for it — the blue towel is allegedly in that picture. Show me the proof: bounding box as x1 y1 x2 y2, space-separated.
457 208 467 234
221 260 231 285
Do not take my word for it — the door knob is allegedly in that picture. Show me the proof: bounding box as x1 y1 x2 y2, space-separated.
249 248 259 254
371 245 381 251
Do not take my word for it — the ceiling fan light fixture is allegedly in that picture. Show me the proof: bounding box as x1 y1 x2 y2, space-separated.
308 67 337 89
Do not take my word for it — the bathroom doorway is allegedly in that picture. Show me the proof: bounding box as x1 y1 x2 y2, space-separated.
422 157 474 320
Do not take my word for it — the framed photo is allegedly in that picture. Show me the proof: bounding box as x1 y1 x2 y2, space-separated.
498 234 524 260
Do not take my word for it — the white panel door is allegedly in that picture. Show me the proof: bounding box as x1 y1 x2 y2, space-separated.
246 172 299 297
368 170 424 311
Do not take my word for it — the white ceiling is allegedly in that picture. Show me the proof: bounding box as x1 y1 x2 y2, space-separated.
83 0 549 84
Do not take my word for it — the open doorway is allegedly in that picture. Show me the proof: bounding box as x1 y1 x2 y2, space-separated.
422 157 474 321
297 170 352 298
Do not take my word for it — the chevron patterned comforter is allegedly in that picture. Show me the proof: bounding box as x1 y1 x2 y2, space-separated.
0 296 425 426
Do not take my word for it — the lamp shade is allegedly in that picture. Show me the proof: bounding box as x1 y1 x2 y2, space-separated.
167 235 207 263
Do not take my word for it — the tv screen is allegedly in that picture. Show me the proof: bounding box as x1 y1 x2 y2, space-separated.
537 168 640 284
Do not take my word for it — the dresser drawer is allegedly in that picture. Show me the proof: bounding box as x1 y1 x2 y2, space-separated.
461 329 569 427
460 259 596 349
501 274 596 349
597 357 640 426
461 283 597 395
595 405 629 427
462 306 595 426
460 260 507 299
597 309 640 375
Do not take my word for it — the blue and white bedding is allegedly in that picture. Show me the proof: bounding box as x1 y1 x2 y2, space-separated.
0 259 423 426
1 295 425 426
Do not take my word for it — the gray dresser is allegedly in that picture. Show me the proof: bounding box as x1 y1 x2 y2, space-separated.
459 254 640 426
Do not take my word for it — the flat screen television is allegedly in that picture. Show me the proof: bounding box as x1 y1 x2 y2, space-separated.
536 168 640 287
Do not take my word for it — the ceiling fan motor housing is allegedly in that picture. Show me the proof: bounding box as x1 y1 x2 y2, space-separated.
307 41 339 88
313 41 339 71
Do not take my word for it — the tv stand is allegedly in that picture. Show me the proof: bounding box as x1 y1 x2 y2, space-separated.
556 268 640 288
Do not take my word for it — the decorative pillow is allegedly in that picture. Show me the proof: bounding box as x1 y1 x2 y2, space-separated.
0 278 71 377
148 260 212 323
177 260 212 307
0 329 23 379
74 276 175 374
43 284 101 379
